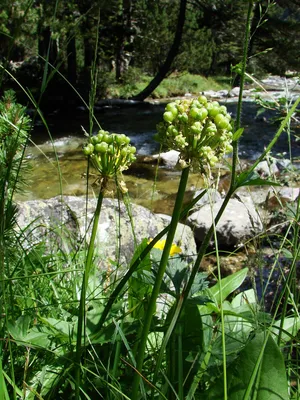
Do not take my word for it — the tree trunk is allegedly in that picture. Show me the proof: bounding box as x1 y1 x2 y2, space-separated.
116 0 133 81
38 25 58 65
67 35 77 84
84 37 94 69
130 0 187 101
77 1 95 69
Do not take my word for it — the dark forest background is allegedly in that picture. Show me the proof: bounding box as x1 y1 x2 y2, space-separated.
0 0 299 107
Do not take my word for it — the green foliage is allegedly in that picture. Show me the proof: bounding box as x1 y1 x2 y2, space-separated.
0 90 31 195
0 90 32 291
204 331 289 399
1 0 299 100
249 1 300 75
133 0 179 75
176 17 215 75
255 92 300 138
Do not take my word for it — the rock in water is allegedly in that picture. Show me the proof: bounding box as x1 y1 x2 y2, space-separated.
152 150 180 168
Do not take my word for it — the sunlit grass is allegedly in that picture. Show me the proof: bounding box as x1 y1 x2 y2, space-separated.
107 70 231 99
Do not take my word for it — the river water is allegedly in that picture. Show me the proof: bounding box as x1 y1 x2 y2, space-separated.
20 100 300 214
31 100 300 158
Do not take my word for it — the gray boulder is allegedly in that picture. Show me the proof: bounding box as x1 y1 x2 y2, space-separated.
186 197 263 247
16 196 197 268
275 158 293 171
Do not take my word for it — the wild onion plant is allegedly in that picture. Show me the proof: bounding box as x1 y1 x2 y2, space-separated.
131 94 234 399
75 129 136 397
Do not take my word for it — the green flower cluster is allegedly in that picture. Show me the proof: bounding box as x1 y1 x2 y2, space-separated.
156 96 233 169
83 130 136 178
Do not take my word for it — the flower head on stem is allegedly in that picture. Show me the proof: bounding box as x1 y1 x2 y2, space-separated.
83 130 136 191
155 96 233 173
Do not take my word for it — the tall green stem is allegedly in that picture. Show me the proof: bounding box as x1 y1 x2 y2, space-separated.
150 187 235 397
131 166 190 399
150 6 255 395
75 178 107 400
213 223 227 399
177 323 184 400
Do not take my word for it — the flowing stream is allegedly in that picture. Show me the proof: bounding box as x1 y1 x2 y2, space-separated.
19 100 300 214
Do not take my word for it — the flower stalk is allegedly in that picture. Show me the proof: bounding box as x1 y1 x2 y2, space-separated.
131 165 190 399
75 177 107 400
75 130 136 400
132 96 233 398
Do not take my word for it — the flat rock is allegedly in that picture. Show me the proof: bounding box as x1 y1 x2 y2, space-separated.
202 89 229 99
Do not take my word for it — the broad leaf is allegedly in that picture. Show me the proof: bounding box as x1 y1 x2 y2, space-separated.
6 315 31 340
198 269 248 316
231 288 256 308
21 329 53 349
40 317 76 339
7 320 52 349
204 331 289 400
25 364 65 400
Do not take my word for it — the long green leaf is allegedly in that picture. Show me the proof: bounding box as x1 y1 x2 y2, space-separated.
232 128 244 142
210 268 248 307
197 269 249 316
240 332 288 400
0 359 10 400
1 369 23 398
236 171 281 188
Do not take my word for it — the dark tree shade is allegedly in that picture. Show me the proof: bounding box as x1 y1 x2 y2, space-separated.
131 0 188 101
